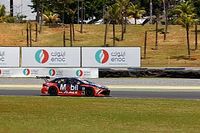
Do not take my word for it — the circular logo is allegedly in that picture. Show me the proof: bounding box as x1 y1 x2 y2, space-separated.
95 49 109 64
49 69 56 76
23 69 30 76
76 70 84 77
35 49 49 64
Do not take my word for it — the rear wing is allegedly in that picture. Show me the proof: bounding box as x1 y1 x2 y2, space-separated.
36 76 51 82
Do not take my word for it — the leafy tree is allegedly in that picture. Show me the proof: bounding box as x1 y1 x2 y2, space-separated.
84 0 115 20
43 11 60 26
107 3 121 46
0 4 6 17
116 0 130 40
174 1 196 58
127 2 145 24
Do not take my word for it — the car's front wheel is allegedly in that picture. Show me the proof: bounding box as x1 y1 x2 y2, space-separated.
48 87 58 96
85 88 94 97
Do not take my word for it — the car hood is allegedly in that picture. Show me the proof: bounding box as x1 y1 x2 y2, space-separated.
89 83 108 89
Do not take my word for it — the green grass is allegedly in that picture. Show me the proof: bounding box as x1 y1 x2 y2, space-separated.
1 96 200 133
1 23 200 66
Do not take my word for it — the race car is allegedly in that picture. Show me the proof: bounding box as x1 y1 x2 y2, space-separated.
37 76 110 97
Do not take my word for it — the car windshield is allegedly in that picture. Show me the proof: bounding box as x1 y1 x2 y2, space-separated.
77 78 93 84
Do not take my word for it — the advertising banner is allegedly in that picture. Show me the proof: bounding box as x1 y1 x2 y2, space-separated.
22 47 80 67
0 47 20 67
82 47 141 67
0 68 98 78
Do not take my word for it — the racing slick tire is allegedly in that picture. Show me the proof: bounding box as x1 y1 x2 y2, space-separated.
48 87 58 96
85 88 94 97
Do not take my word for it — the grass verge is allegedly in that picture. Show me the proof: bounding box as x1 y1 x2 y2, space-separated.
1 96 200 133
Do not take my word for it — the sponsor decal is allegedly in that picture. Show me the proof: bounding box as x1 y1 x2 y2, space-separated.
95 49 109 64
95 49 127 65
0 69 1 75
110 51 126 63
35 49 49 64
49 69 56 76
50 51 66 63
76 70 84 77
23 69 31 76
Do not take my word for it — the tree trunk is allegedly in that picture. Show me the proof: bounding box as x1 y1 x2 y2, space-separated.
10 0 13 16
186 25 190 58
121 19 124 41
163 0 168 40
72 23 75 41
135 18 137 25
144 31 147 59
150 0 153 24
36 0 40 23
70 23 73 47
124 12 127 33
155 20 158 50
104 22 108 47
113 23 116 47
63 26 66 47
80 1 84 33
195 23 198 50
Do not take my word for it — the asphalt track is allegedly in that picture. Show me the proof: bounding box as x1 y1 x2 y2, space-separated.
1 78 200 99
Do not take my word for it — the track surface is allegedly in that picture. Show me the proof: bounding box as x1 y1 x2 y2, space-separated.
1 78 200 99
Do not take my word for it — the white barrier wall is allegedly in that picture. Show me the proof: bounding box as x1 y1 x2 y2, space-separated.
22 47 81 67
82 47 141 67
0 68 98 78
0 47 20 67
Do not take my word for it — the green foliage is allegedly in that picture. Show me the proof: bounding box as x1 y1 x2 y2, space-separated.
128 2 146 19
107 3 121 24
0 4 6 17
3 16 17 23
174 1 196 27
43 11 61 24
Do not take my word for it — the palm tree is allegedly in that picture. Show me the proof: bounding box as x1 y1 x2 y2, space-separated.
103 9 109 47
116 0 130 40
67 7 77 46
127 3 146 25
107 4 121 46
174 1 196 58
43 11 60 27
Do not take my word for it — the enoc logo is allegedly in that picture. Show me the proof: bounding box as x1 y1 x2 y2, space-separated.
23 69 31 76
35 49 49 64
49 69 56 76
95 49 109 64
76 70 84 77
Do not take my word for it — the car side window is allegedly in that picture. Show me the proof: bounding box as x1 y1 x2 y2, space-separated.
65 79 70 84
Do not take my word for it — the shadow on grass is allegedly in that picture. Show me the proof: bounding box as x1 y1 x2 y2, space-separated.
191 30 200 33
170 55 197 61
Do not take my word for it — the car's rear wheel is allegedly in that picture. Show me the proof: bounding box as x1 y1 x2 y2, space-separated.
85 88 94 97
48 87 58 96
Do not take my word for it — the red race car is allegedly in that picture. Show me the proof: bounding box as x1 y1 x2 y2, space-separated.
37 76 110 97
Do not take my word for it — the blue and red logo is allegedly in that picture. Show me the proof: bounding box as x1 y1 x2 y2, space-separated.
35 49 49 64
76 70 84 77
95 49 109 64
23 69 31 76
49 69 56 76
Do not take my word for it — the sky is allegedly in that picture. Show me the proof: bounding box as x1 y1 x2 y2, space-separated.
0 0 36 20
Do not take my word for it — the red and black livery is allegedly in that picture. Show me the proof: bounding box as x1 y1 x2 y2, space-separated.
37 76 110 97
